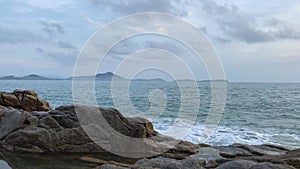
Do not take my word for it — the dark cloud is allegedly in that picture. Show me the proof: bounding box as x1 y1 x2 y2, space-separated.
215 37 231 43
0 27 46 44
0 26 76 50
39 19 64 35
35 47 45 54
200 0 300 43
89 0 188 17
56 41 76 49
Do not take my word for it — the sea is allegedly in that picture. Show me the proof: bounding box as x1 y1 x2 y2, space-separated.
0 80 299 149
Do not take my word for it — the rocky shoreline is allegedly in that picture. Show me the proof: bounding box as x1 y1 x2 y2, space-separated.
0 90 299 169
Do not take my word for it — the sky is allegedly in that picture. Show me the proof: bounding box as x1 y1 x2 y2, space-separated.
0 0 300 82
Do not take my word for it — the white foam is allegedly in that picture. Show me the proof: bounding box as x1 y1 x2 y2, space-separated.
154 120 300 149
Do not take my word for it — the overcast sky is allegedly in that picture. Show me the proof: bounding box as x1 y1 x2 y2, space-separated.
0 0 300 82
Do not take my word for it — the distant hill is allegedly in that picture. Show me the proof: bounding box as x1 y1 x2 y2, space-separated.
175 79 229 83
70 72 169 82
0 73 227 82
0 74 61 80
199 79 229 83
134 78 165 82
69 72 128 81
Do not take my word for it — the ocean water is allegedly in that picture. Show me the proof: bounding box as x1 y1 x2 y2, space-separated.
0 80 299 149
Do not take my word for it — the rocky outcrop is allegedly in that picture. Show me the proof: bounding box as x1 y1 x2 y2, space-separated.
0 103 197 160
0 109 25 140
0 90 51 112
0 105 161 153
0 90 299 169
92 146 300 169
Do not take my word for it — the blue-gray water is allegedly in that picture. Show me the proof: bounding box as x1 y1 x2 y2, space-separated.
0 80 299 149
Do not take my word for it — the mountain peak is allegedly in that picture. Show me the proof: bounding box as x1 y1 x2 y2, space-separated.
27 74 40 77
97 72 113 76
103 72 114 75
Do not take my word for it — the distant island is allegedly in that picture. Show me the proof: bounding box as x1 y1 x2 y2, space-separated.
68 72 128 81
0 73 125 81
0 74 61 80
0 72 229 82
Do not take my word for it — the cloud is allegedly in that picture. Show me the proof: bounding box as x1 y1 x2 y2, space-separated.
85 17 104 27
47 51 77 65
20 0 73 10
281 55 300 64
14 6 33 14
200 0 300 43
107 35 190 61
0 26 76 50
215 37 231 43
0 27 47 45
35 47 45 54
39 19 64 35
56 41 76 49
143 38 189 55
34 47 77 66
89 0 188 17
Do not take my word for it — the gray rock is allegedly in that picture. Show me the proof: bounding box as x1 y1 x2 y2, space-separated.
49 107 79 128
127 117 157 137
191 147 223 162
216 145 253 158
204 160 219 168
283 158 300 169
0 150 102 169
0 109 25 140
133 157 206 169
31 111 48 118
250 162 296 169
261 144 291 151
1 90 299 169
215 160 257 169
24 112 38 127
180 157 206 169
98 164 130 169
38 116 61 129
0 105 8 111
235 144 288 156
134 158 183 169
2 127 53 152
1 105 175 154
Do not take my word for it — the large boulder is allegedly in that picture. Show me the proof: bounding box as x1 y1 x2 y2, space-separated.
0 90 51 112
0 109 25 140
215 144 289 158
133 157 206 169
0 104 201 164
1 105 197 156
0 105 157 153
249 162 296 169
215 160 257 169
